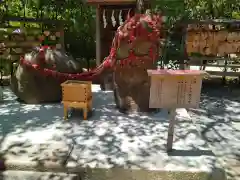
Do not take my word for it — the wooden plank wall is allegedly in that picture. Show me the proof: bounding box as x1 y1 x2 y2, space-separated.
185 19 240 79
0 28 62 61
0 16 65 76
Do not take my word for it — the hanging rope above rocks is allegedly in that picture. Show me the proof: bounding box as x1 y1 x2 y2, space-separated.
19 13 162 82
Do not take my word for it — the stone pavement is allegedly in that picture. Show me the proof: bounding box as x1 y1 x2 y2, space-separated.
189 84 240 180
0 85 225 180
0 171 79 180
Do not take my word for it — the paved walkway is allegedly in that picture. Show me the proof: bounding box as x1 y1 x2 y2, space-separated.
189 84 240 180
0 85 224 180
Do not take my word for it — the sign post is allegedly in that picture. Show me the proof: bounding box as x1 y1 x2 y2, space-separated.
148 69 206 152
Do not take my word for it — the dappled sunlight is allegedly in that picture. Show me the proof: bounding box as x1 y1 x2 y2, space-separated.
0 170 79 179
0 85 218 173
189 85 240 179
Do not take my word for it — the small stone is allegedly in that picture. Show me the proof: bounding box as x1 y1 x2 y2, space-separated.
22 141 32 148
49 156 58 162
67 161 78 168
18 149 27 154
52 135 62 141
9 150 17 156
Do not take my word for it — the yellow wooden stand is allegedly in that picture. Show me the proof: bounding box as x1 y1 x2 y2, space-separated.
61 80 92 120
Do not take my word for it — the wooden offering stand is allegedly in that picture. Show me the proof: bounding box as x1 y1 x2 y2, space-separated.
61 80 92 120
148 69 206 152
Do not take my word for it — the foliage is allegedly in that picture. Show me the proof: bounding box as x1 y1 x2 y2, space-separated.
0 0 239 67
1 0 96 61
152 0 240 68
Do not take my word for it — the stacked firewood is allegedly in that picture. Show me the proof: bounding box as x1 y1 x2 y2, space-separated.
186 24 240 56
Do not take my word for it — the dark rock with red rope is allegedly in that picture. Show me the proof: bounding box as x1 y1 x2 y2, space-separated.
10 47 83 103
13 12 162 112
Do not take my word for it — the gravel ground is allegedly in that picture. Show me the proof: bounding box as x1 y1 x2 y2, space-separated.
0 85 224 180
189 80 240 180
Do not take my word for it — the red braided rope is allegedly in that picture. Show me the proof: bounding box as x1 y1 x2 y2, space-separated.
20 14 162 82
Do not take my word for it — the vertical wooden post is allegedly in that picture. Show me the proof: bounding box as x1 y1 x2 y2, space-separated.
96 5 101 66
167 109 176 152
180 23 187 70
222 56 228 84
59 23 65 51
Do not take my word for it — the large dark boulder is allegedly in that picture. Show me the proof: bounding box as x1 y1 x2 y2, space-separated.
112 14 162 113
10 47 82 104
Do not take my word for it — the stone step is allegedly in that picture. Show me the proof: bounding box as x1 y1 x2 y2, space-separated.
0 170 80 180
0 168 226 180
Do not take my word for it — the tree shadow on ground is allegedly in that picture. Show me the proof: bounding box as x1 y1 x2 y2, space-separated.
0 170 79 180
0 86 217 173
189 83 240 180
